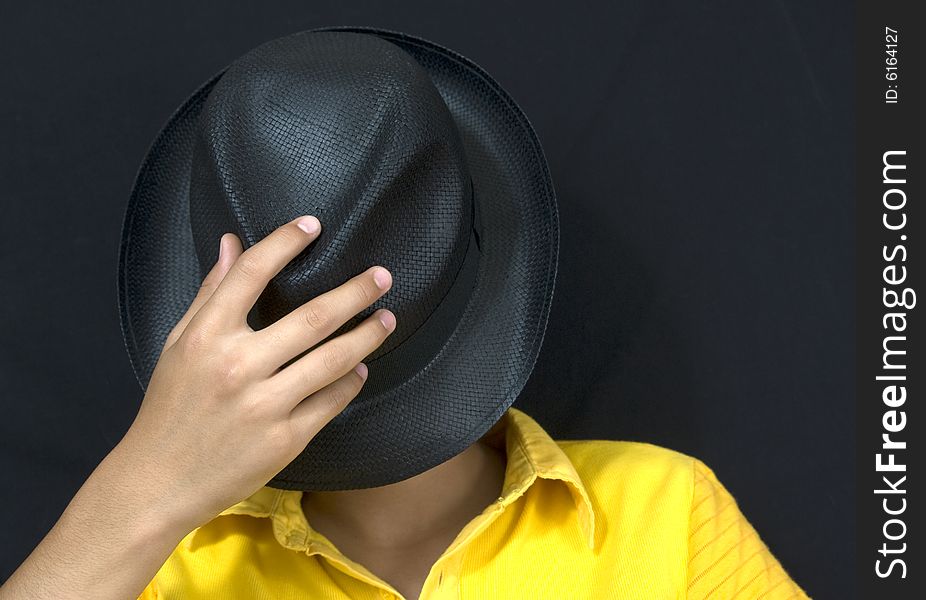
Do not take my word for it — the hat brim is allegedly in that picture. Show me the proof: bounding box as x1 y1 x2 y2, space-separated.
117 26 560 491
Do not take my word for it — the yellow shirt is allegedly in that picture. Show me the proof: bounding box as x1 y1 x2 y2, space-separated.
138 407 810 599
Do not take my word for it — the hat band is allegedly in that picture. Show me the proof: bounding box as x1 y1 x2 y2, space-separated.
357 181 483 399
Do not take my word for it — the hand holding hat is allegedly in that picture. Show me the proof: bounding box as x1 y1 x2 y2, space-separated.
118 216 398 533
1 217 401 599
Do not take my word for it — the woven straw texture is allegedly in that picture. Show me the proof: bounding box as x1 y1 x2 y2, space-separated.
118 26 559 491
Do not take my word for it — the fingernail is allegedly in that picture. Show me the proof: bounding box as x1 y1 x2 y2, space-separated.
296 216 320 234
355 362 368 379
379 309 396 331
217 235 226 262
373 267 392 290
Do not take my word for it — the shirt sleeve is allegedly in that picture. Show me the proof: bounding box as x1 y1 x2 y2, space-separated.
686 458 811 599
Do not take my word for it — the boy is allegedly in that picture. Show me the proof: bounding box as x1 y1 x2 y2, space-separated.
2 219 809 599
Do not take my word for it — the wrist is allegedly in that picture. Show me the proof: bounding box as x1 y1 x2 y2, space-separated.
100 435 206 538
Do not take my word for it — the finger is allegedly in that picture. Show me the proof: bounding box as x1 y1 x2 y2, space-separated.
288 362 368 443
192 215 322 332
267 307 395 410
162 233 243 351
251 265 393 373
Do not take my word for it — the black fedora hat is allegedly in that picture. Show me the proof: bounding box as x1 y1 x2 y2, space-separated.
117 26 560 491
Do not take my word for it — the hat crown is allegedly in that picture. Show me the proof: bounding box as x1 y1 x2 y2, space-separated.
188 31 475 361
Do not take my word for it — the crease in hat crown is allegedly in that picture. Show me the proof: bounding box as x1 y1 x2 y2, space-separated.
185 31 476 364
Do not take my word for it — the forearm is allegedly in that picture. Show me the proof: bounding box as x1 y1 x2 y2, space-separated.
0 440 198 600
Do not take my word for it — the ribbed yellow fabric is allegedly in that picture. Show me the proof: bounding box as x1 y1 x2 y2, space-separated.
686 460 807 599
137 407 810 599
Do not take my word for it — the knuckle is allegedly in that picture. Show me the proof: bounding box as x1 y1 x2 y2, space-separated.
264 328 286 350
279 223 305 245
198 274 219 295
179 324 211 353
322 386 351 414
301 300 331 332
321 342 352 374
267 422 298 459
352 280 375 306
237 394 265 422
234 253 263 280
215 348 251 388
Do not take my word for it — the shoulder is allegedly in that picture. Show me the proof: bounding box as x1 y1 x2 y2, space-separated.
554 438 743 500
553 438 757 537
556 439 700 554
556 438 699 497
556 440 810 598
556 438 696 465
547 440 699 591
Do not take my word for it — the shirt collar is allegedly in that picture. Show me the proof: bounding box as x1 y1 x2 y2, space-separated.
204 406 597 551
482 406 597 550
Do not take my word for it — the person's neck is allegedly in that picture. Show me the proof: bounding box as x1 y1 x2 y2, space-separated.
300 433 508 550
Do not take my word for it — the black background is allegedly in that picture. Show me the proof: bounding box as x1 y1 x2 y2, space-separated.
0 1 852 597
